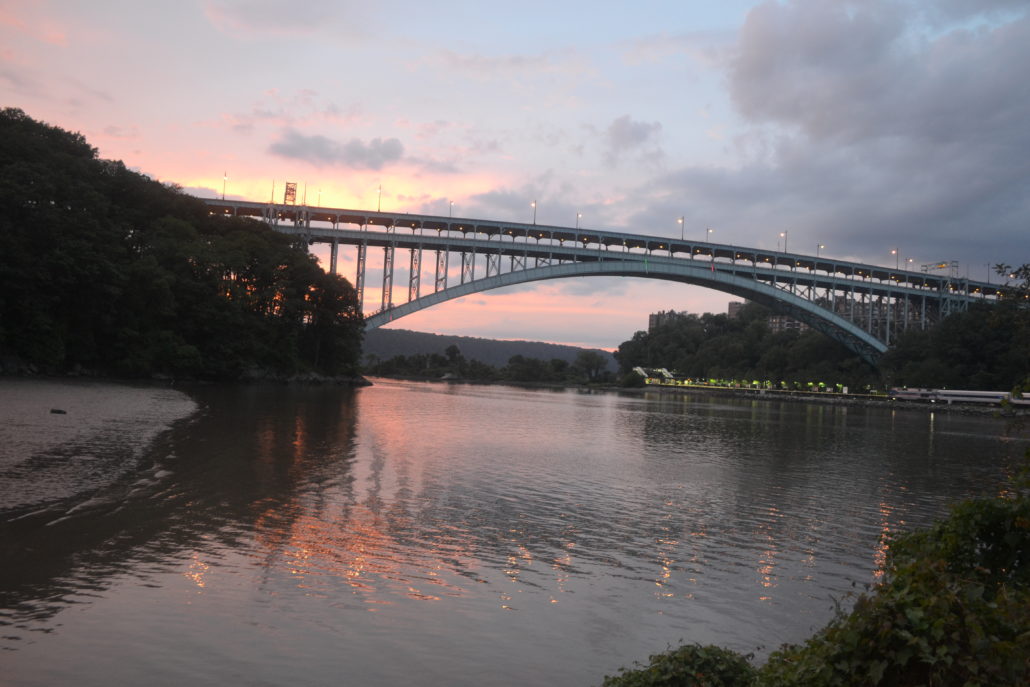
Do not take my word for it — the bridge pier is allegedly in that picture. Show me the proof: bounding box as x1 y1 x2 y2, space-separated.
409 247 421 302
435 249 448 292
355 241 367 313
381 244 395 311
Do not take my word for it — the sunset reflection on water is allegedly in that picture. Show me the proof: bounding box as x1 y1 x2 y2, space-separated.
4 378 1023 687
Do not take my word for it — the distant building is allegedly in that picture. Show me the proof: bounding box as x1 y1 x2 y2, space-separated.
767 313 809 334
727 300 806 332
648 310 690 332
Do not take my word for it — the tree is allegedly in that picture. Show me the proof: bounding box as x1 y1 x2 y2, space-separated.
574 350 609 382
0 109 364 379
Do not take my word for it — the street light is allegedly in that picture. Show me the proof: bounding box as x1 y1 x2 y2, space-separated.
531 200 537 225
817 243 825 257
449 200 454 217
706 227 714 242
891 248 899 270
222 172 227 200
678 216 684 240
576 212 582 229
780 231 788 253
377 184 382 212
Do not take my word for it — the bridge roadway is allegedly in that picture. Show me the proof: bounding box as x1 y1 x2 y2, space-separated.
202 198 1014 364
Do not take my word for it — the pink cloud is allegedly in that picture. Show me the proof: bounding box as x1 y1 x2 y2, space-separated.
0 7 67 46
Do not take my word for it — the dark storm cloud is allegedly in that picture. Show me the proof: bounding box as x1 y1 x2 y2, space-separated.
268 129 404 170
644 0 1030 270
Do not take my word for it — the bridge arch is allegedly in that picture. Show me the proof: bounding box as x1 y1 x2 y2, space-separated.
365 260 887 365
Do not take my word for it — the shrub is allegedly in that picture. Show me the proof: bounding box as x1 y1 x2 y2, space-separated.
603 644 757 687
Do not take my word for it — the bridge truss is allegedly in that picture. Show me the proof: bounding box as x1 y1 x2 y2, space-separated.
203 199 1014 364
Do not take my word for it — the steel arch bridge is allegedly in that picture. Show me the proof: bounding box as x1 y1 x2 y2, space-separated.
203 198 1015 365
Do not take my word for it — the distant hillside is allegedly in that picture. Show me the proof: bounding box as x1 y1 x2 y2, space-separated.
363 328 616 371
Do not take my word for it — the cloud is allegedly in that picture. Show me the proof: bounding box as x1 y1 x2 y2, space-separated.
647 0 1030 269
202 0 364 37
0 7 68 46
604 115 663 165
436 49 567 78
215 91 363 135
619 30 734 68
268 128 404 169
102 124 138 140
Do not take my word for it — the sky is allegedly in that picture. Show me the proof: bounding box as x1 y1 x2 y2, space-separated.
3 0 1029 349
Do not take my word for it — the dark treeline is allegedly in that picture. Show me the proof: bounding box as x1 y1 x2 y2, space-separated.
615 297 1030 392
615 302 881 390
0 109 363 379
366 344 613 384
881 300 1030 391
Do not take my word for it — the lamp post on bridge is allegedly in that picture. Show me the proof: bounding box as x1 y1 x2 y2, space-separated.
780 231 788 253
817 243 825 258
377 184 382 212
222 172 227 201
678 216 684 240
576 212 582 229
706 227 714 242
449 200 454 218
531 200 537 225
891 248 899 270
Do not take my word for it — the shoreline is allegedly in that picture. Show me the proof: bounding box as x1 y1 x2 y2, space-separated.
627 381 1030 417
7 369 1025 418
370 373 1029 417
0 367 372 388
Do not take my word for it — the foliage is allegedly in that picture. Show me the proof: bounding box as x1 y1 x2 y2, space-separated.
364 345 613 384
880 302 1030 391
602 644 757 687
614 303 880 390
0 108 363 379
760 462 1030 686
599 460 1030 686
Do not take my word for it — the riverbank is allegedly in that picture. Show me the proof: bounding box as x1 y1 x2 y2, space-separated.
0 357 371 387
632 381 1030 417
369 372 1029 418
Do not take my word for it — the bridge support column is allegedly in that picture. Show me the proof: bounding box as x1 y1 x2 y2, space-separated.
355 242 367 313
486 251 500 278
381 244 394 311
886 290 892 345
408 247 422 302
435 250 448 292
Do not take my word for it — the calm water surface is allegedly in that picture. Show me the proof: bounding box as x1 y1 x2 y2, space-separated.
1 378 1026 686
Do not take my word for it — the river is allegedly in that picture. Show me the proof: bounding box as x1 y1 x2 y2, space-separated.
0 377 1026 686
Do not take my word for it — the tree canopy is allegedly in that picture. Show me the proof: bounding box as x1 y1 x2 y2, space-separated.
614 302 881 391
0 108 362 379
880 302 1030 391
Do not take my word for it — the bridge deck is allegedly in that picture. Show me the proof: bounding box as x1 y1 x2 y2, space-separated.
204 198 1004 299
